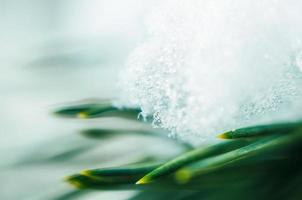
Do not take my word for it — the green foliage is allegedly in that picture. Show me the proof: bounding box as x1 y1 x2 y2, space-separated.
52 100 302 200
54 100 141 119
219 121 302 139
66 162 163 189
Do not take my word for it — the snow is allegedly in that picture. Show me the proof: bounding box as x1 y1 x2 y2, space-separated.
119 0 302 145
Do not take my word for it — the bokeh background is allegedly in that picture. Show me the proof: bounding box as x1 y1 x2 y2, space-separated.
0 1 185 199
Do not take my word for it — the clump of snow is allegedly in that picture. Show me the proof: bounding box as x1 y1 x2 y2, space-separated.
118 0 302 145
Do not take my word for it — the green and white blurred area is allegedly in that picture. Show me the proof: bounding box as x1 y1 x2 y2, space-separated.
0 1 171 199
2 1 302 200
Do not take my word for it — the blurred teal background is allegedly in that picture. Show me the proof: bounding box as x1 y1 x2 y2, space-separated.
0 1 182 199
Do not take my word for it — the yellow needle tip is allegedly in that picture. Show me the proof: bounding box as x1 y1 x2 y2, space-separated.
217 133 229 139
175 169 192 184
80 169 91 176
64 176 84 188
77 112 88 119
136 177 151 185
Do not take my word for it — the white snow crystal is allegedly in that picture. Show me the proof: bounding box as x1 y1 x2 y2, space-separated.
118 0 302 145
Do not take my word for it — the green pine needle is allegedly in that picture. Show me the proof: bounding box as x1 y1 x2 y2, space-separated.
54 100 302 199
136 140 250 184
80 128 194 150
53 100 141 119
175 128 302 184
66 162 163 189
82 162 163 178
218 121 302 139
